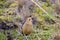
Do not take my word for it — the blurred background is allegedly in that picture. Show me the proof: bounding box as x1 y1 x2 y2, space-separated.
0 0 60 40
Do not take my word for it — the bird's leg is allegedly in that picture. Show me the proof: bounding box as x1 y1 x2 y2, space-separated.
25 35 29 40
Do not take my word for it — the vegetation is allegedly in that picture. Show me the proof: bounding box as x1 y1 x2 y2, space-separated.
0 0 60 40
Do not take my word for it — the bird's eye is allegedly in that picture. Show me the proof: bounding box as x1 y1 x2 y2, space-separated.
29 19 31 21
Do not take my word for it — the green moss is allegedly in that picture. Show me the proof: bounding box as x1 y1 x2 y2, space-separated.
0 9 5 15
17 36 23 40
0 32 7 40
43 26 49 30
9 3 17 8
0 16 13 22
34 7 45 24
11 30 18 38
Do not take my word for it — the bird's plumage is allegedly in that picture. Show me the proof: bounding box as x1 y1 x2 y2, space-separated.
22 17 33 35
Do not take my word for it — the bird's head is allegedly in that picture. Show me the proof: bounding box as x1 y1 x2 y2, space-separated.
26 17 32 22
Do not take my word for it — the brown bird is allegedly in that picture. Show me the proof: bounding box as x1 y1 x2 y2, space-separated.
22 17 33 35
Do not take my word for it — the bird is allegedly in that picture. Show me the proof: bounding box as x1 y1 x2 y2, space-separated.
22 17 33 35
